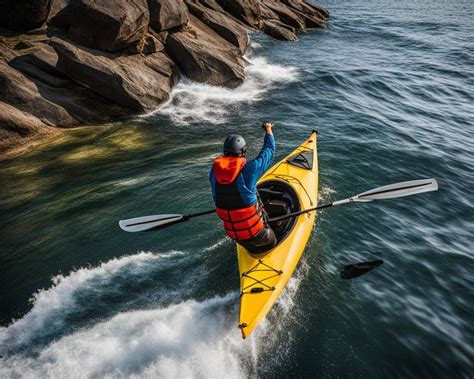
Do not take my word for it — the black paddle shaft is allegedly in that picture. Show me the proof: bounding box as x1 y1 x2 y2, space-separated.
186 209 216 219
268 202 333 223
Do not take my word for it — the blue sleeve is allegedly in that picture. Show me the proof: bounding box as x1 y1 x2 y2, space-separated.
209 169 216 201
244 134 275 186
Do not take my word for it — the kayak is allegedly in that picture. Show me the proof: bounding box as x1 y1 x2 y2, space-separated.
237 130 319 338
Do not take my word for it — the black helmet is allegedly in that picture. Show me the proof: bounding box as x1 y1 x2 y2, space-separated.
223 134 247 156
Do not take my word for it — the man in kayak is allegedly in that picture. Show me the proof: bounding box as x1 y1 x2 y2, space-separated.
210 122 277 254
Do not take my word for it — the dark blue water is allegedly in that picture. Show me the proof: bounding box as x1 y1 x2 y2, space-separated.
1 0 473 377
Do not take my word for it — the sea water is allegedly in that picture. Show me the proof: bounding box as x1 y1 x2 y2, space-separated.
0 0 473 377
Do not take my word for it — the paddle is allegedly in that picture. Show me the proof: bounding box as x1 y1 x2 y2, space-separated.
119 178 438 232
268 178 438 223
340 260 384 279
119 209 215 233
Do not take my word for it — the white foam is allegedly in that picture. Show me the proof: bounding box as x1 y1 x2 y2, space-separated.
0 251 184 351
0 253 309 378
318 185 336 203
202 237 229 252
145 54 298 125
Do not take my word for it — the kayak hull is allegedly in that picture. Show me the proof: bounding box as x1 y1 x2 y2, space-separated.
237 131 318 338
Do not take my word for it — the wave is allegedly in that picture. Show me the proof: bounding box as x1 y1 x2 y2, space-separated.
0 251 186 353
144 54 298 125
0 251 309 378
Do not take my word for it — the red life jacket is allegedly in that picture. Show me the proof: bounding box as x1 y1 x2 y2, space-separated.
212 157 265 241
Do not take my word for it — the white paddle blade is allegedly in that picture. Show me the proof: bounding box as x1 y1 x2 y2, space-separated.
354 178 438 202
119 214 185 233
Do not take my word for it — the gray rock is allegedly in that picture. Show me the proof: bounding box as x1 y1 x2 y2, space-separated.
0 0 52 32
186 0 249 54
216 0 261 28
147 0 189 32
165 14 245 88
52 0 149 52
50 37 179 111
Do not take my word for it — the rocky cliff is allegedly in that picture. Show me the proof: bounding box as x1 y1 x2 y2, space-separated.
0 0 328 157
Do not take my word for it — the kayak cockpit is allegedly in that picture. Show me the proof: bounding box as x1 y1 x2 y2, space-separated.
258 181 301 244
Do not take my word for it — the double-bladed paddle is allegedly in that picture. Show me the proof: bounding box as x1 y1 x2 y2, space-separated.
118 178 438 232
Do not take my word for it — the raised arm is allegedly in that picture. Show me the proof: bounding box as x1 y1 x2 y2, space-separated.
246 122 276 180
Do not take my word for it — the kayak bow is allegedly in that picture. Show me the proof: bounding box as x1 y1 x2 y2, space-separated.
237 130 318 338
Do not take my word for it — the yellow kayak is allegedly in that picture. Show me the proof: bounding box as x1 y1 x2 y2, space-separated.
237 130 319 339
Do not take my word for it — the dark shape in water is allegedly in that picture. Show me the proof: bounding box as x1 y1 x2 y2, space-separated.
340 260 384 279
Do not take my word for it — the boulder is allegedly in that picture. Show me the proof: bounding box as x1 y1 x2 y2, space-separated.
262 19 297 41
185 0 249 54
0 0 52 32
283 0 328 20
261 0 305 30
8 42 70 87
50 37 179 112
49 0 68 19
282 0 327 27
165 14 245 88
300 0 329 19
196 0 225 13
0 59 79 126
259 3 279 20
147 0 188 32
127 34 165 55
216 0 261 28
51 0 149 52
0 44 128 126
0 101 54 156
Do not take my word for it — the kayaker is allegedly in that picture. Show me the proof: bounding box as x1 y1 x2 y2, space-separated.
210 122 277 254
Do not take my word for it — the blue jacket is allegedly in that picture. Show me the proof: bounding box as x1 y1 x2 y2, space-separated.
210 134 276 206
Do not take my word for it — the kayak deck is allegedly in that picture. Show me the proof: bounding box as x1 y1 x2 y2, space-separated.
237 131 318 338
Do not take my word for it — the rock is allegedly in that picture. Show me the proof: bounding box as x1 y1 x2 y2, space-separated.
50 37 178 112
52 0 149 52
283 0 328 18
0 59 78 126
185 0 249 54
0 101 54 156
8 43 69 87
127 34 165 55
165 14 245 88
300 0 329 19
261 0 305 30
262 19 298 41
10 56 70 87
49 0 68 19
0 44 128 126
259 3 279 20
0 0 52 32
216 0 261 28
196 0 225 13
147 0 188 32
282 0 328 27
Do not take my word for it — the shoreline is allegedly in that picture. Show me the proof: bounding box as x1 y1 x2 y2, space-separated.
0 0 329 160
